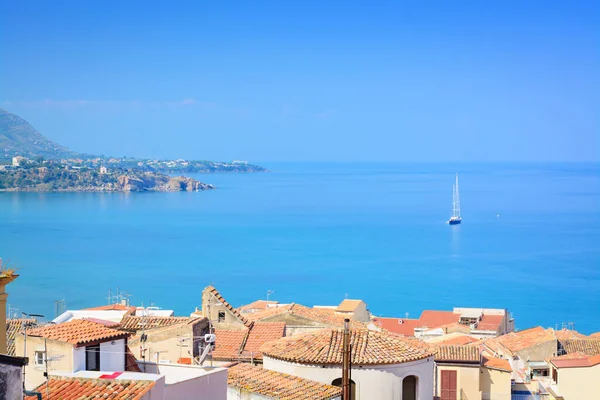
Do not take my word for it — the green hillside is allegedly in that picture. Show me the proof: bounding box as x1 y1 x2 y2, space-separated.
0 108 78 160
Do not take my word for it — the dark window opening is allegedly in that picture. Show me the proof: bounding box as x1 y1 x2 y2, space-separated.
332 378 356 399
218 311 226 323
86 344 100 371
403 375 419 400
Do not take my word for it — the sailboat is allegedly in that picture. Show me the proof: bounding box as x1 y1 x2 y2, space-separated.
448 173 462 225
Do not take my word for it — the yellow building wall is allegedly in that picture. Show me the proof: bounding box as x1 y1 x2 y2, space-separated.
436 365 481 400
555 364 600 399
15 336 74 390
479 367 512 399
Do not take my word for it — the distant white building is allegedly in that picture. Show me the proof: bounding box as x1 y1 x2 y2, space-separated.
99 165 108 174
12 156 26 166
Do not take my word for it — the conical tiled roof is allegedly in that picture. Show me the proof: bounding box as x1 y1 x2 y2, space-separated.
261 329 433 365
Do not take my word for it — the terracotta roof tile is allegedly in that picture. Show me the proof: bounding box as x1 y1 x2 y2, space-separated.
228 363 342 400
371 317 418 336
213 322 286 361
559 339 600 356
206 285 252 327
416 310 459 329
336 300 363 313
434 345 480 363
476 315 504 331
590 332 600 338
24 376 154 400
483 327 555 355
239 300 279 313
242 322 286 359
212 329 248 360
549 353 600 368
261 329 433 365
86 304 136 312
118 316 193 332
554 328 589 340
435 335 480 346
26 319 129 347
482 356 512 372
6 318 39 356
247 303 364 328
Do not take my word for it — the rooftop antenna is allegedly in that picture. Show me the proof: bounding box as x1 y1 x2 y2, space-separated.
405 312 409 319
568 322 575 331
107 289 112 305
266 290 275 302
345 293 349 299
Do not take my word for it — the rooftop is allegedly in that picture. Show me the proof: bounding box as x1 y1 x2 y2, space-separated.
238 300 279 313
228 363 342 400
6 318 39 356
416 310 459 329
24 375 156 400
559 339 600 356
336 299 363 313
212 322 286 361
85 303 136 312
261 329 433 365
483 327 555 355
206 285 252 327
246 303 364 328
482 356 512 372
371 317 419 336
476 315 504 332
434 345 480 363
26 319 130 347
118 315 196 332
549 352 600 369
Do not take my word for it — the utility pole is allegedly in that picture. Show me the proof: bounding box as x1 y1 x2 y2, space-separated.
342 318 351 400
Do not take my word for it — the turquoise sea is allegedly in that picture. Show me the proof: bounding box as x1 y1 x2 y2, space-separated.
1 163 599 333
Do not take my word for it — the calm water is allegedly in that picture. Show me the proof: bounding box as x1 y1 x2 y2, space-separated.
1 163 599 333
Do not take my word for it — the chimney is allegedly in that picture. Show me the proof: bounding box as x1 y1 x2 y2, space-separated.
342 318 351 400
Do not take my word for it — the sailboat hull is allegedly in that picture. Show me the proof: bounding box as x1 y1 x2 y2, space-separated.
448 218 461 225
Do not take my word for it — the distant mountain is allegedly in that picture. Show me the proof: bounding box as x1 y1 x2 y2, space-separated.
0 108 79 159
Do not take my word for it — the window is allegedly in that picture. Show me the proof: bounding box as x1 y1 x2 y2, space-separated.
218 311 225 323
86 344 100 371
34 351 46 366
331 378 356 399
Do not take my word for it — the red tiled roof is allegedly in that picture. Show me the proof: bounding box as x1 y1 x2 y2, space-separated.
26 320 129 347
550 353 600 368
554 328 588 340
437 335 480 346
212 329 248 360
206 286 252 327
247 303 364 328
477 315 504 331
483 356 512 372
590 332 600 338
242 322 286 359
228 363 341 400
81 317 120 327
261 329 434 365
559 339 600 356
6 318 39 356
239 300 279 313
118 316 193 332
24 376 154 400
336 299 363 313
434 345 480 363
483 327 555 355
416 310 459 329
213 322 286 361
371 317 418 336
85 304 136 312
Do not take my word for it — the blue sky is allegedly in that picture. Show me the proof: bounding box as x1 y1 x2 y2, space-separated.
1 1 598 162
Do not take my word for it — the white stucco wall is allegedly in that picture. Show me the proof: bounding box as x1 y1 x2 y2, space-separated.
73 346 85 371
263 356 434 400
99 339 125 371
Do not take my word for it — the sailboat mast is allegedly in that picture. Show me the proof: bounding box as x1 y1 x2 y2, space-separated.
455 173 460 217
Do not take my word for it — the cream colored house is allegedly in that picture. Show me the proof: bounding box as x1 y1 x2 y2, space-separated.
261 328 435 400
198 285 252 330
127 317 209 364
433 345 512 400
547 353 600 399
15 319 130 390
334 299 370 322
0 266 18 354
